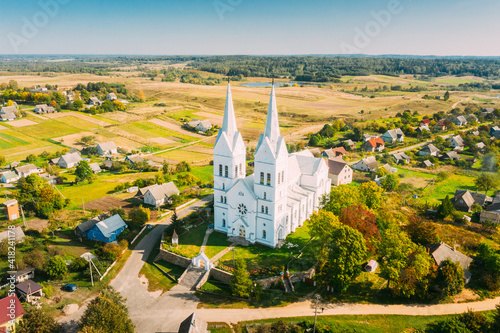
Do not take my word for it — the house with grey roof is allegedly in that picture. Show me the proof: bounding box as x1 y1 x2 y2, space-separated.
75 214 107 238
0 226 25 243
442 151 462 161
14 164 43 178
178 312 207 333
490 126 500 138
449 135 465 151
0 106 18 121
392 152 410 165
89 97 102 106
422 160 434 168
34 104 56 114
186 119 212 133
57 152 82 168
96 141 117 155
453 189 492 212
381 128 405 143
89 163 101 174
327 157 352 186
480 194 500 223
425 242 473 283
418 144 440 157
106 93 117 100
352 156 379 172
1 171 20 183
143 182 180 207
452 116 467 126
125 154 144 164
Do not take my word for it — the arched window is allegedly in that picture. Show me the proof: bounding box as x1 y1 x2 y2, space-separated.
261 205 264 213
224 165 228 177
222 183 225 190
265 206 268 214
264 192 267 200
260 172 264 184
235 165 238 177
262 230 266 239
224 197 227 204
220 195 223 203
219 164 222 176
267 173 271 186
222 219 226 227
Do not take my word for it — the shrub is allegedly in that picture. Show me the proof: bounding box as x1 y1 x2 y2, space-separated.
69 257 88 272
44 256 68 279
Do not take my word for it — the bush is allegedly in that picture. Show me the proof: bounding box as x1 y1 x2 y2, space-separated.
69 257 88 272
41 283 54 298
128 206 150 229
44 256 68 280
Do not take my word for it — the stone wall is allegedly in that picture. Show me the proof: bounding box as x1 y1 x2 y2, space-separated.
154 248 192 268
195 270 211 290
209 268 233 284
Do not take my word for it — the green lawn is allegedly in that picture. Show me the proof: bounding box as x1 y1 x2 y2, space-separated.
55 116 101 131
166 223 208 258
189 165 213 183
0 131 30 148
15 119 82 139
204 231 232 259
155 260 186 279
139 238 180 293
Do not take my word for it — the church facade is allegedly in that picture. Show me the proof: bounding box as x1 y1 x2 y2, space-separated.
213 84 331 248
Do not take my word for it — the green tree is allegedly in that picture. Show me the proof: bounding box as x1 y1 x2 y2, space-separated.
322 186 360 215
359 181 384 210
457 309 490 333
378 228 415 288
18 307 61 333
491 304 500 332
443 90 450 101
128 206 150 228
44 255 68 279
23 249 46 271
392 246 432 299
308 210 339 254
79 287 134 333
0 155 5 166
75 160 94 183
475 173 497 195
230 258 252 298
437 195 454 220
319 222 367 292
380 173 399 191
109 207 127 220
424 318 471 333
437 259 464 296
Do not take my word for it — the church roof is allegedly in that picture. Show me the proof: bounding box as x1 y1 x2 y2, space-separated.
264 85 280 145
296 154 322 176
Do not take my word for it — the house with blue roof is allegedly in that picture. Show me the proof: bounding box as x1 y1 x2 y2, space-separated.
84 214 127 243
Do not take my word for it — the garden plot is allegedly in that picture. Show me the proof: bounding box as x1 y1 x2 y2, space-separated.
45 111 112 126
8 119 38 127
148 118 206 138
0 125 8 130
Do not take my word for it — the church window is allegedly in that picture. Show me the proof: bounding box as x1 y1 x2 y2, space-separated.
224 197 227 204
265 206 268 214
238 203 247 215
221 195 224 203
267 173 271 186
235 165 238 176
223 183 225 190
264 192 267 199
225 165 228 177
261 205 264 213
222 219 226 227
239 163 242 175
278 172 280 185
260 172 264 184
262 230 266 239
219 164 222 176
282 171 284 182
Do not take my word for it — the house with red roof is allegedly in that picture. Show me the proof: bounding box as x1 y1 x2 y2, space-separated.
361 137 385 152
0 295 24 332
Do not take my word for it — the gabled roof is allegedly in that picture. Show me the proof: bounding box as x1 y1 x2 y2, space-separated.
0 295 24 325
323 147 347 158
362 156 378 169
344 139 355 146
425 242 473 270
0 227 24 243
15 164 38 175
126 154 144 164
454 189 492 207
135 184 157 198
187 119 201 127
89 163 101 172
178 312 207 333
15 280 43 295
420 119 430 124
476 142 486 149
146 182 180 200
97 141 117 151
385 128 404 139
450 135 464 146
393 152 410 161
196 120 212 129
59 152 82 166
365 137 385 148
295 154 322 176
76 215 106 234
423 160 433 167
327 157 349 176
444 151 461 160
0 106 17 114
3 199 17 206
2 171 19 180
93 214 127 238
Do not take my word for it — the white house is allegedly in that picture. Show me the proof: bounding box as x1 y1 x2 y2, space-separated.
449 135 465 150
327 157 352 186
418 144 440 156
352 156 379 172
143 182 180 207
106 93 117 100
187 119 212 133
1 171 20 183
14 164 43 178
89 163 101 174
452 116 467 126
213 84 331 248
381 128 404 143
96 141 117 155
34 104 56 114
58 152 82 168
89 97 102 106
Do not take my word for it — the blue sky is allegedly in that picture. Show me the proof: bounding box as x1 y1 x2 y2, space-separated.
0 0 498 55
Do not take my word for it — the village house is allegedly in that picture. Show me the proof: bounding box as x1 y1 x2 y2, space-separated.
143 182 180 207
0 106 18 121
96 141 118 155
453 189 492 212
419 119 431 127
380 163 397 173
34 104 56 114
480 194 500 223
452 116 467 126
178 312 207 333
3 199 19 220
30 86 48 94
449 135 465 151
483 108 495 115
14 164 43 178
343 139 356 150
362 133 379 142
1 171 20 183
418 144 440 156
361 137 385 152
422 160 434 168
392 152 411 165
0 295 24 332
89 162 101 174
436 119 447 131
7 267 35 284
15 280 43 302
471 130 480 136
321 147 347 158
327 156 353 186
77 214 128 243
106 93 117 100
442 151 462 161
490 126 500 138
186 119 212 133
352 156 379 172
89 97 103 106
57 152 82 168
476 142 486 152
425 242 473 284
125 154 144 164
416 125 430 133
466 114 479 123
39 173 61 185
381 128 405 143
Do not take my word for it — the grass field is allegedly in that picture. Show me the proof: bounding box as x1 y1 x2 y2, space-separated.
0 131 30 148
55 115 101 131
166 222 208 258
157 149 212 163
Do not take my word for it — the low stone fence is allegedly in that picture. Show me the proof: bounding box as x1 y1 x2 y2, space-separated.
255 264 317 290
154 248 191 268
195 270 211 290
210 268 233 284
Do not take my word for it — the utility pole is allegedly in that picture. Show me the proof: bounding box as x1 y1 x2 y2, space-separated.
82 198 86 214
20 205 26 228
313 294 321 333
89 259 93 287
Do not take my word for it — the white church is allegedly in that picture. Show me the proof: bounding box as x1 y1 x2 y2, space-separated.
213 84 331 248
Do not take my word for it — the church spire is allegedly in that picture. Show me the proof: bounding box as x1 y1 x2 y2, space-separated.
263 82 280 144
221 83 237 139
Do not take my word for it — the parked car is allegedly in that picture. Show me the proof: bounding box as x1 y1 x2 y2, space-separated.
62 283 77 292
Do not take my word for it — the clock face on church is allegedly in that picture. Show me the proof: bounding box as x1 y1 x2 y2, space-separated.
238 203 247 215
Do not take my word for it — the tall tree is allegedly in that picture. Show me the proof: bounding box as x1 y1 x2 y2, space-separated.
75 160 94 183
378 228 415 288
436 195 454 220
443 90 450 101
80 287 134 333
475 173 497 195
137 90 146 102
230 258 252 298
18 307 61 333
318 222 367 292
339 204 380 253
359 181 384 210
392 246 433 299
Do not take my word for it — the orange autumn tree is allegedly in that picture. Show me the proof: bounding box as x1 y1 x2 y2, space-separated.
339 204 380 253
